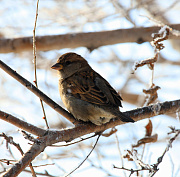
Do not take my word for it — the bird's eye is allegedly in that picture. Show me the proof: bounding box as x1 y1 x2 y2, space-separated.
65 61 71 65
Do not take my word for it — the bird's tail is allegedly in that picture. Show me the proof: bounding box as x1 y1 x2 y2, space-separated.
118 112 135 123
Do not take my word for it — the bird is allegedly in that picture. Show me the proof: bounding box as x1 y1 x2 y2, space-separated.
51 52 134 125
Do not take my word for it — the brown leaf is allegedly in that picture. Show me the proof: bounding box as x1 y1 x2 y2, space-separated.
123 153 133 161
132 134 158 148
145 119 153 136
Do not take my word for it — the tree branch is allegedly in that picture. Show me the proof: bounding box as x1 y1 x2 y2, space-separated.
1 55 180 177
1 99 180 139
0 59 76 124
2 140 46 177
0 24 179 53
1 59 180 128
1 98 180 176
0 111 46 137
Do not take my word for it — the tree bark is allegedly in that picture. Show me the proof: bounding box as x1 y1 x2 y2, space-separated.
0 24 179 53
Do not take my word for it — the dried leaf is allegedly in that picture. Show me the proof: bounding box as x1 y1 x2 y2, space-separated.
123 153 133 161
132 134 158 148
145 119 153 136
143 84 161 106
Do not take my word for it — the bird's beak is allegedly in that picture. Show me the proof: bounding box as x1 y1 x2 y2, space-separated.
51 63 63 70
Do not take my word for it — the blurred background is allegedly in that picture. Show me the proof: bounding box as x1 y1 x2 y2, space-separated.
0 0 180 176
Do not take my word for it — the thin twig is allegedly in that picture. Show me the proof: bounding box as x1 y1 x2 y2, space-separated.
113 165 150 176
22 169 56 177
33 0 49 129
51 133 97 147
0 133 37 177
1 108 180 176
150 129 180 177
0 133 24 155
0 60 76 124
141 144 146 160
64 134 101 177
115 132 126 177
115 128 180 177
20 130 41 144
1 59 180 125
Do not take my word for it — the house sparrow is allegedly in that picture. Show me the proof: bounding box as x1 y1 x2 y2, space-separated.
51 52 134 125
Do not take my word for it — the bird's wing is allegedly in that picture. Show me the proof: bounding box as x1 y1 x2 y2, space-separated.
65 69 122 107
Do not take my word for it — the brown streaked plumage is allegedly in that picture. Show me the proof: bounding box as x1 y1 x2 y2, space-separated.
51 52 134 125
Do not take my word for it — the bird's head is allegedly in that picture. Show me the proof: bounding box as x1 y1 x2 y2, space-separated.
51 52 89 79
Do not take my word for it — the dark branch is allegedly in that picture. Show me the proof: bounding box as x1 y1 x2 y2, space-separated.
0 59 76 124
0 59 180 177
